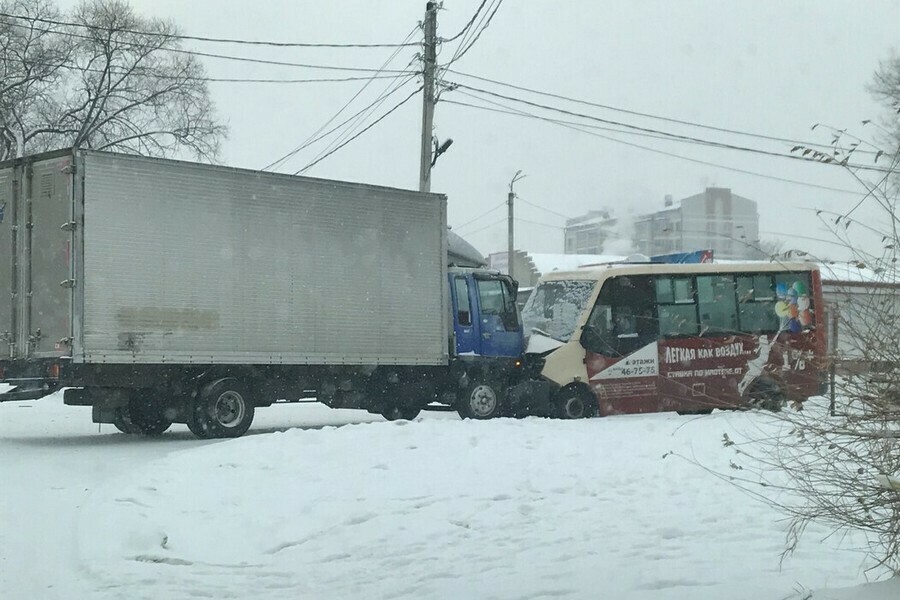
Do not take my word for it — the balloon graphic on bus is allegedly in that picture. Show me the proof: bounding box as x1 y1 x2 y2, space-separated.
775 280 812 334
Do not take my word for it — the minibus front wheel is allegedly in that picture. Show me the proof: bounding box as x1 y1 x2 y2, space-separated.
555 384 596 419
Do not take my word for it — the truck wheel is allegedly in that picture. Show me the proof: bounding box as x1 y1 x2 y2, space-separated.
128 393 173 435
127 408 172 436
555 386 595 419
112 407 141 434
113 398 172 436
191 378 255 438
185 402 210 439
458 382 502 419
381 405 421 421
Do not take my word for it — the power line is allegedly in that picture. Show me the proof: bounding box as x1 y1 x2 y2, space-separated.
440 1 487 43
436 1 496 93
446 81 893 173
300 74 418 172
263 26 419 171
449 89 709 146
300 46 420 171
759 230 865 250
295 85 422 174
15 59 413 83
133 44 414 75
515 217 565 230
446 0 503 65
452 201 507 232
0 11 421 48
445 1 494 65
796 207 892 241
517 196 573 221
451 86 804 156
451 82 889 171
435 0 502 102
446 68 878 155
194 74 408 84
3 18 416 74
460 217 506 237
264 74 417 171
441 98 866 196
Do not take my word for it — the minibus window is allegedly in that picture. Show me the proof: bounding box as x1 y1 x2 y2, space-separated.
697 275 738 334
656 276 699 336
583 276 657 356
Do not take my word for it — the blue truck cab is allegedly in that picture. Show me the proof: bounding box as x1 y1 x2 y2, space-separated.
449 268 523 359
442 267 524 419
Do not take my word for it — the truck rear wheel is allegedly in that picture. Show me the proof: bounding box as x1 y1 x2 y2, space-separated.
128 408 172 436
113 394 172 436
185 403 210 439
190 378 255 438
457 381 502 419
112 407 141 434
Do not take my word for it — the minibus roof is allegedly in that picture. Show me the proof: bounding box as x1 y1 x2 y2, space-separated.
538 261 819 282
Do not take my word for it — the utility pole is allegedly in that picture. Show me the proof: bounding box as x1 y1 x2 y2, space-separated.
508 170 526 279
419 2 438 193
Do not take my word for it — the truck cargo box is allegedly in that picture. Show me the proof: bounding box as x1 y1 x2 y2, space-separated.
0 150 448 367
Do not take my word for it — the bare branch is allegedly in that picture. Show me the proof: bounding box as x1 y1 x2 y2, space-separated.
1 0 226 161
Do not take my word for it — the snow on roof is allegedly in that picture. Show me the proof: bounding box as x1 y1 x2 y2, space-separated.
528 253 626 274
818 262 900 285
566 215 615 228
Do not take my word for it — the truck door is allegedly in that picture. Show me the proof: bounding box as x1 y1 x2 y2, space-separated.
0 166 13 359
474 274 522 357
451 274 480 354
21 158 74 359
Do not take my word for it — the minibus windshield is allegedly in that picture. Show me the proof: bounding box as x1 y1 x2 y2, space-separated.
521 279 596 343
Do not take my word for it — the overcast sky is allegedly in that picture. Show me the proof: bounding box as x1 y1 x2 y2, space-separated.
59 0 900 261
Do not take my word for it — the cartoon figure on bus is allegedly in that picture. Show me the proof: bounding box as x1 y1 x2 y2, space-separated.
737 332 778 397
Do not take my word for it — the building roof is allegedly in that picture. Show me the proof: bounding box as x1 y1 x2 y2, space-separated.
565 210 612 227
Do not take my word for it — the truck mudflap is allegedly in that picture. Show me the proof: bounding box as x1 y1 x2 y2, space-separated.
0 379 60 402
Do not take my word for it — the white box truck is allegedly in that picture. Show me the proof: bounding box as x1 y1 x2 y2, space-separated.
0 150 523 437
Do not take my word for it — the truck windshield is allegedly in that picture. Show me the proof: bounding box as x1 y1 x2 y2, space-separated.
522 280 597 342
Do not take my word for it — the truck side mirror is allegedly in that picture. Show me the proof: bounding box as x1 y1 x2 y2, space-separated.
500 274 518 302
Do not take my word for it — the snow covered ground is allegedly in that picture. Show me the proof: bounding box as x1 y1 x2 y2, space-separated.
1 392 897 599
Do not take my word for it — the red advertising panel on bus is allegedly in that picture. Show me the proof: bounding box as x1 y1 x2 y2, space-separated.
578 267 825 415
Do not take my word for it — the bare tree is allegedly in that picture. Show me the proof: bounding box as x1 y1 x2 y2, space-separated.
870 53 900 150
700 125 900 574
756 238 785 260
0 0 70 159
1 0 226 161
